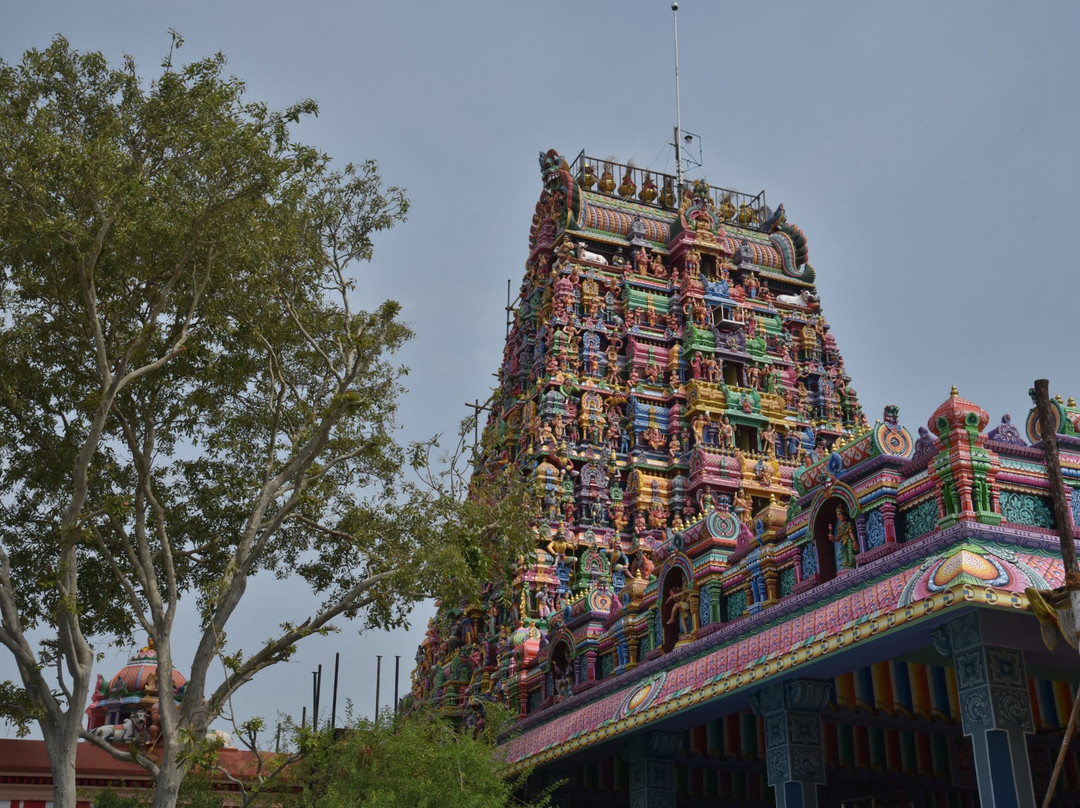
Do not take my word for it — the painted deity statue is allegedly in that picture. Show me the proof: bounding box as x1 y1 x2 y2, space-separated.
634 246 650 275
692 411 708 446
719 415 735 450
547 524 577 568
760 421 777 457
733 487 752 525
649 252 666 278
829 504 857 570
665 583 693 637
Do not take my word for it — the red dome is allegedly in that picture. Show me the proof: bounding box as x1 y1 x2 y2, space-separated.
928 386 989 438
108 644 187 698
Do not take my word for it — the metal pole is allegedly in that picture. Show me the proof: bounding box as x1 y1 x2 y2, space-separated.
375 655 383 722
312 666 321 732
672 2 683 189
394 655 401 718
331 652 340 729
506 278 512 338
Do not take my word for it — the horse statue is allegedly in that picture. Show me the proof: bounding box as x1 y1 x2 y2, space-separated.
92 709 147 744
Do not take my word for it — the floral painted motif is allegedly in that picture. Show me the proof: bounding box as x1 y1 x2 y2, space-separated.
724 589 748 621
865 509 886 550
999 491 1055 529
698 587 712 627
903 499 939 542
780 567 797 597
802 542 818 578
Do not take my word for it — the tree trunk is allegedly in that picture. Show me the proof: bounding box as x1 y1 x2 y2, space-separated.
152 755 184 808
42 716 82 808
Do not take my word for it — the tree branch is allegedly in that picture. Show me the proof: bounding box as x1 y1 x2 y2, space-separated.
205 569 397 712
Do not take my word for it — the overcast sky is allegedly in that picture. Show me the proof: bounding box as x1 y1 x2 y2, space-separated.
2 1 1078 737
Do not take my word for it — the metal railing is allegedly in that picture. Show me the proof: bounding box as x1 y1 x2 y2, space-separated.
568 150 768 228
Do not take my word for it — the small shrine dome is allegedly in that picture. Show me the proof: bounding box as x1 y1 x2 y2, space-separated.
85 639 186 731
928 385 989 437
108 641 187 698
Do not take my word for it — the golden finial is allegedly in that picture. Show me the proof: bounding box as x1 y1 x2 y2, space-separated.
950 385 958 397
1055 394 1064 404
1070 397 1076 407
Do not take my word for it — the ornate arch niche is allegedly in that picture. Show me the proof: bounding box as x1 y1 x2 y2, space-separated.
548 637 573 697
808 484 860 583
659 559 693 653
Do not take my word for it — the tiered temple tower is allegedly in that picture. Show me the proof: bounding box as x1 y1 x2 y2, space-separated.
414 149 868 719
414 149 1080 808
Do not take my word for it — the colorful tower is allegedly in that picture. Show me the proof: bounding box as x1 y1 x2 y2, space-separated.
413 149 866 720
415 150 1080 808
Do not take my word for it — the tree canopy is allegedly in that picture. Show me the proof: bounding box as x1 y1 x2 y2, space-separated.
0 36 533 808
289 711 545 808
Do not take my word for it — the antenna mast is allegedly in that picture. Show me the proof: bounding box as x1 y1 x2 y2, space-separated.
672 3 683 189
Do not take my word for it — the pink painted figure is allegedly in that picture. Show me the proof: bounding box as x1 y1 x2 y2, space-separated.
634 246 649 275
665 583 693 637
719 415 734 449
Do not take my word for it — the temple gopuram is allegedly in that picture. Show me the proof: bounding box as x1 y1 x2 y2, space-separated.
412 149 1080 807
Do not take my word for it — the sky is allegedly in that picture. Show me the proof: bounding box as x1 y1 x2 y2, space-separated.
2 0 1078 738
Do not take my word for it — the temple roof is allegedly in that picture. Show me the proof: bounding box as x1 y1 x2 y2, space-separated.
503 530 1061 769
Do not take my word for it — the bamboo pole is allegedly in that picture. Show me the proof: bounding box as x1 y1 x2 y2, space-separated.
1035 379 1080 807
1034 379 1078 572
1042 688 1080 808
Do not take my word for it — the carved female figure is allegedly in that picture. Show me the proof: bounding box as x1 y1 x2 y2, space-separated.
691 411 708 446
743 272 760 299
733 486 752 525
634 246 649 275
690 352 703 380
829 504 858 570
